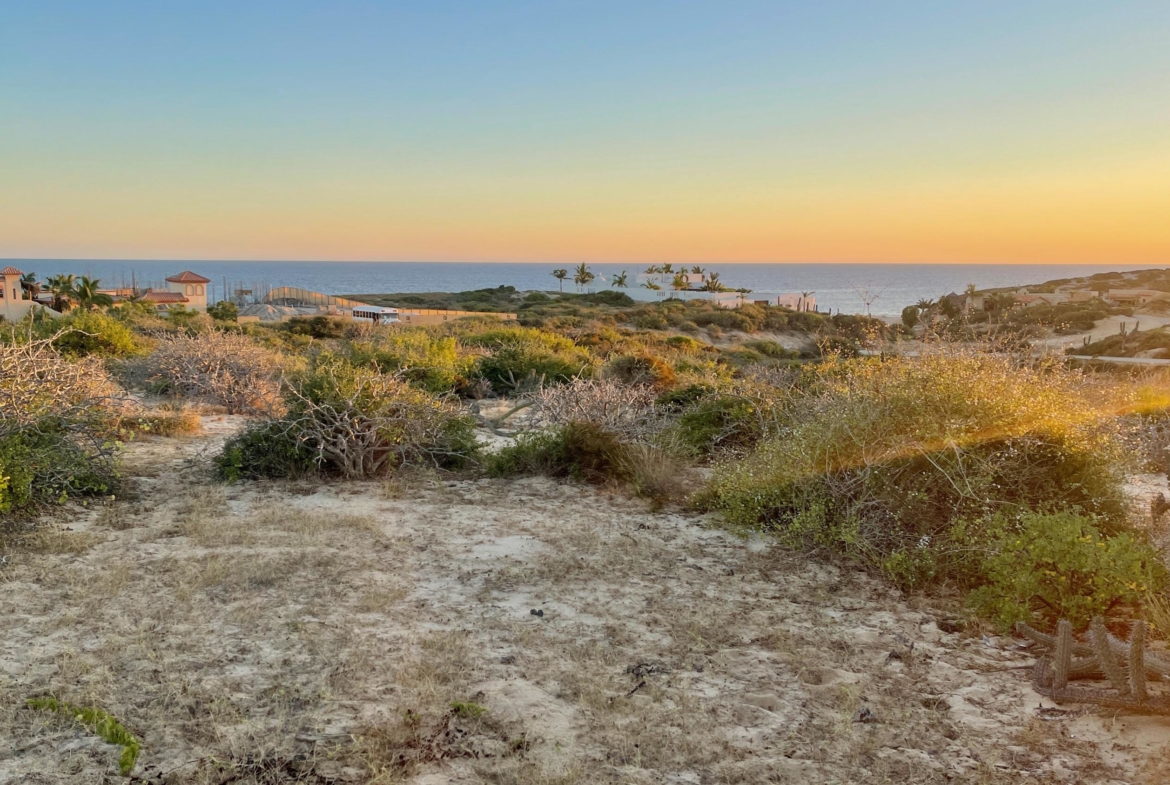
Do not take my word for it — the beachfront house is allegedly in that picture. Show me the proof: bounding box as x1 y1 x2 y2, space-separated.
139 270 211 313
0 266 60 321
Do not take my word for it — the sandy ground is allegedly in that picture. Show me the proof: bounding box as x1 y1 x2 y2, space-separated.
3 417 1170 784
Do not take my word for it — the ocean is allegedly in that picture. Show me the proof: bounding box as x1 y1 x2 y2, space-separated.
6 260 1165 317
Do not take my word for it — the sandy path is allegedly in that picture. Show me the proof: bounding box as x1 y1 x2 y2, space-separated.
2 418 1169 783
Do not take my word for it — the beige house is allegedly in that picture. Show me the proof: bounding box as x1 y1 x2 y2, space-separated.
0 266 59 321
137 270 211 313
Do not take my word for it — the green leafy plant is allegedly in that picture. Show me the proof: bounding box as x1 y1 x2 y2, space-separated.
27 696 141 775
967 511 1164 628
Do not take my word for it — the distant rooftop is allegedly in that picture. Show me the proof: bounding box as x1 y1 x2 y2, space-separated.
165 270 211 284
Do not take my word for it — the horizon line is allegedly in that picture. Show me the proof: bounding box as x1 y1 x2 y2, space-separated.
2 257 1167 268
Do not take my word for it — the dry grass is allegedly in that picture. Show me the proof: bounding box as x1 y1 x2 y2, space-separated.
0 421 1162 783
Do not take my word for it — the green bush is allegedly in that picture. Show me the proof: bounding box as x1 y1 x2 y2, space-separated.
487 423 627 483
463 326 593 392
214 421 316 482
207 301 239 322
46 311 143 358
704 349 1133 594
673 396 760 457
966 511 1163 628
348 331 477 393
0 430 115 514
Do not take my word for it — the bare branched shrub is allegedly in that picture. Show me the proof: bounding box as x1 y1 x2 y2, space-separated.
217 357 477 481
139 330 283 414
0 329 126 514
0 330 122 430
282 363 474 478
534 378 661 440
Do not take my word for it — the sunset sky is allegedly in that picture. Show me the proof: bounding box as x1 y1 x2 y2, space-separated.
2 1 1168 264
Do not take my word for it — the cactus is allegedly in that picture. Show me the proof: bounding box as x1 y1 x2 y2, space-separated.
1016 617 1170 715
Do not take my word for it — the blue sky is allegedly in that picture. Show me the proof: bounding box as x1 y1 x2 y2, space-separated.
2 1 1168 262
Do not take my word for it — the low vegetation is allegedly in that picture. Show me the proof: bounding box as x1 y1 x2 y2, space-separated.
703 346 1166 628
5 284 1170 637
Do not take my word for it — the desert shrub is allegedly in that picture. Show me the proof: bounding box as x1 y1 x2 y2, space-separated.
656 384 715 411
704 347 1134 593
664 334 703 352
611 440 694 510
487 422 627 483
0 331 123 516
463 326 593 392
217 356 477 481
347 330 477 394
535 378 660 439
672 396 761 457
741 340 796 360
214 420 317 481
601 354 676 389
966 511 1163 628
284 315 348 339
45 310 144 358
139 330 284 413
207 301 239 322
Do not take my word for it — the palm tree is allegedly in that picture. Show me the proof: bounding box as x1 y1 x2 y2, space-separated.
671 272 689 291
702 272 724 292
800 291 815 311
46 274 78 312
73 276 114 311
19 272 40 300
644 265 661 275
641 281 661 291
691 266 704 276
915 298 936 311
573 262 595 291
611 271 629 288
551 269 568 292
661 263 675 274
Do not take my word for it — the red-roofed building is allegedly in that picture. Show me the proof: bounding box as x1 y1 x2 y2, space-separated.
160 270 210 311
0 265 60 320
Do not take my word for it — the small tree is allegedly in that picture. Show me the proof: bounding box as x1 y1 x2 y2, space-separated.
74 277 114 311
611 271 628 288
46 274 78 312
901 305 920 330
208 301 239 322
551 269 568 292
573 263 594 291
671 272 689 291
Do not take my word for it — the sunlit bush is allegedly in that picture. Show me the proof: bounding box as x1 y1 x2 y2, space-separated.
462 326 594 392
348 330 477 394
704 347 1135 593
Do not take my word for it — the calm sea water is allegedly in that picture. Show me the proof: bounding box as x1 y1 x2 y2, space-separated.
7 260 1165 317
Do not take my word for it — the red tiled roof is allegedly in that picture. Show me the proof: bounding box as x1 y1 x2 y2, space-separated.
165 270 211 283
140 291 189 303
0 266 24 276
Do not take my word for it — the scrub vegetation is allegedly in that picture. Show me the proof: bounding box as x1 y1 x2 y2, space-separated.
5 287 1170 780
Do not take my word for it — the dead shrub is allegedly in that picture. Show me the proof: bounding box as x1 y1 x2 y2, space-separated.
138 330 284 414
217 356 479 481
534 378 661 440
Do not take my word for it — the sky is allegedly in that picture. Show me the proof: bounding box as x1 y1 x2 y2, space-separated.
2 1 1168 264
